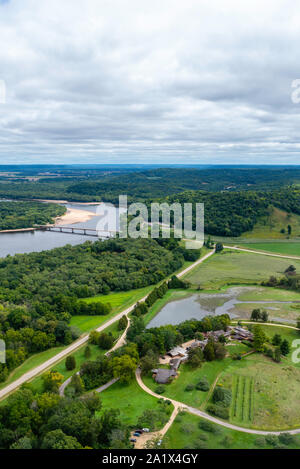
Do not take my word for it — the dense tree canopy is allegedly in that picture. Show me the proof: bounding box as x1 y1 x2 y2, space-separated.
0 201 66 230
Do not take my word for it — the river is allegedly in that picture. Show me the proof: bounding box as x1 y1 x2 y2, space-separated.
0 202 122 257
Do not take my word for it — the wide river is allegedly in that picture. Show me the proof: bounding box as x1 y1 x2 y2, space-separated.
0 202 121 257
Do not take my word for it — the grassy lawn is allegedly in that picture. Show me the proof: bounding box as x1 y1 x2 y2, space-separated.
142 359 237 410
241 242 300 257
165 412 300 449
83 286 153 311
97 379 173 429
29 343 102 394
183 249 300 289
0 345 65 391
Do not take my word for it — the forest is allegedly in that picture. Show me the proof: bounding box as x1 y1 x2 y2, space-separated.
162 187 300 237
0 166 300 203
0 201 66 230
0 237 191 381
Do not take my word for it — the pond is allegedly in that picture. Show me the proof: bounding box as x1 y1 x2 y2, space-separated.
146 287 300 327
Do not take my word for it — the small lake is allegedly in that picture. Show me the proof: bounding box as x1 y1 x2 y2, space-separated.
146 287 300 327
0 201 124 257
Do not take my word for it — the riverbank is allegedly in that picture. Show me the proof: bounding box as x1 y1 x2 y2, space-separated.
55 206 98 225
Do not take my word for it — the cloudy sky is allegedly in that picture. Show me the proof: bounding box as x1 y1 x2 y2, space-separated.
0 0 300 164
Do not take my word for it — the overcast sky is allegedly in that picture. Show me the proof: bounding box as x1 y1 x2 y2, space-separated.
0 0 300 164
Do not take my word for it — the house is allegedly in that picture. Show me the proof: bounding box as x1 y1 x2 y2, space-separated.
152 368 177 384
231 326 253 341
169 357 182 371
207 329 231 341
167 346 188 358
187 339 208 351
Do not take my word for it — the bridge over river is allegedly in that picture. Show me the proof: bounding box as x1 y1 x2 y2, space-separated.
37 225 116 238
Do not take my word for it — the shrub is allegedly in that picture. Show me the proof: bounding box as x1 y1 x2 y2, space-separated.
232 353 242 360
265 434 279 446
254 437 266 447
212 386 232 407
180 424 193 434
196 377 209 392
220 435 233 448
155 385 166 395
185 384 195 392
198 433 208 441
193 440 208 449
206 404 229 420
198 420 215 433
279 433 295 446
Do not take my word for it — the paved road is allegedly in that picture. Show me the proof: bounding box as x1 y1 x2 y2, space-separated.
0 296 148 401
0 249 215 401
224 245 300 261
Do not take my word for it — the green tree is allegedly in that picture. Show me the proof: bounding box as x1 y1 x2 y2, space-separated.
253 325 266 352
188 347 203 368
66 355 76 371
280 339 290 356
272 333 282 346
140 350 158 373
203 341 215 361
41 430 82 449
261 310 269 322
118 315 128 331
215 242 224 253
42 370 64 393
84 345 91 359
110 355 137 383
251 309 261 321
98 333 114 350
274 347 281 363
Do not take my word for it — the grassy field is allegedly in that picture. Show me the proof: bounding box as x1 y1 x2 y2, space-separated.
0 345 65 391
183 249 300 289
142 359 238 410
241 242 300 257
29 343 102 394
97 379 173 429
218 353 300 430
165 412 300 449
83 286 153 311
242 207 300 240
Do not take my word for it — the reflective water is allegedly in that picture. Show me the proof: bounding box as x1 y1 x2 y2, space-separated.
0 202 121 257
147 287 300 327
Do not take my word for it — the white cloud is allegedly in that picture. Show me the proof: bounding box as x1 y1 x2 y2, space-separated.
0 0 299 164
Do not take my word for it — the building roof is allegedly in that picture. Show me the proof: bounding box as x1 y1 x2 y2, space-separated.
170 358 182 370
153 368 177 384
168 346 187 357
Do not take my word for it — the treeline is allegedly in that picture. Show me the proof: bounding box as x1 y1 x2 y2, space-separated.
127 314 231 357
2 167 300 204
0 238 189 381
163 187 300 237
0 387 130 449
0 201 66 230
